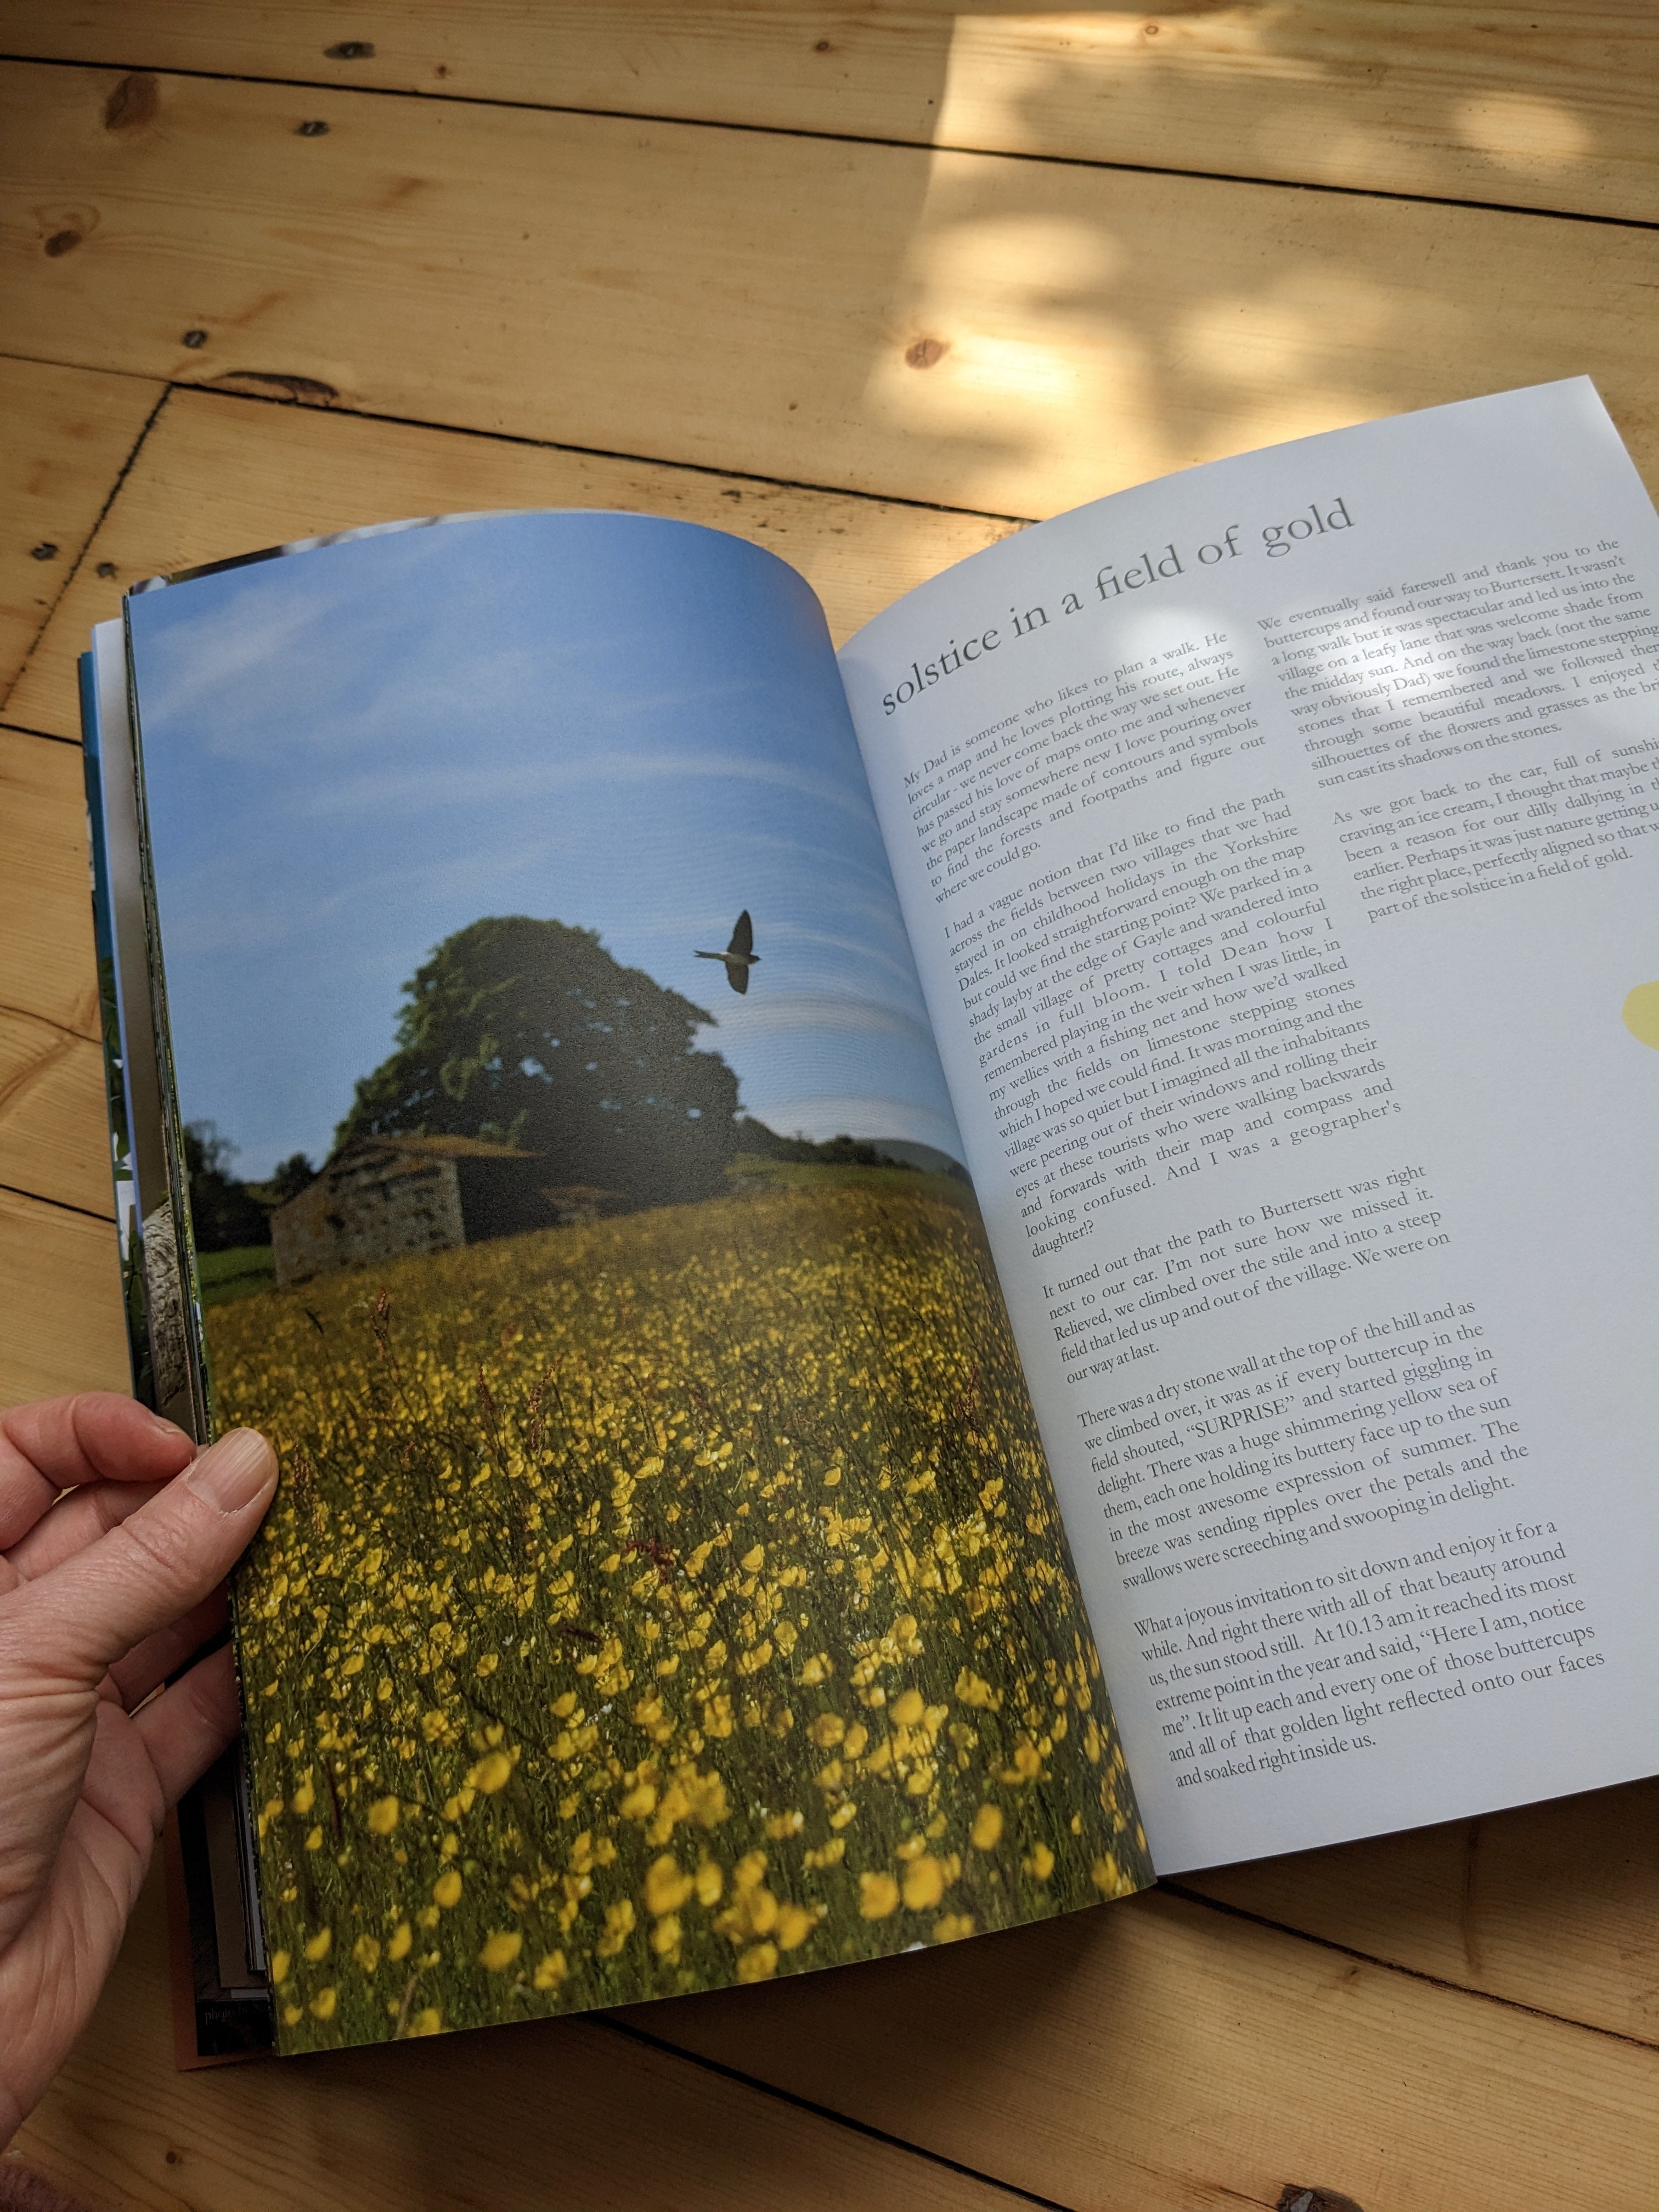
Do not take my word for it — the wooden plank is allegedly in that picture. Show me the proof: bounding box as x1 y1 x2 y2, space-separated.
0 353 161 704
0 725 101 1034
0 1006 113 1220
0 1183 126 1406
0 719 116 1300
9 386 1017 740
1181 1776 1658 2045
16 1865 1022 2212
0 2 1652 222
1 65 1654 522
639 1884 1659 2212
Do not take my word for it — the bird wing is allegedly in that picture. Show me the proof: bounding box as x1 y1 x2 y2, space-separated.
727 909 754 958
729 962 748 994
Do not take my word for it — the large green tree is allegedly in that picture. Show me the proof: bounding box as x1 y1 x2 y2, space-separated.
336 917 743 1210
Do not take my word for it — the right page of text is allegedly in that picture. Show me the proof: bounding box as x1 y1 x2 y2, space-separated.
840 381 1659 1870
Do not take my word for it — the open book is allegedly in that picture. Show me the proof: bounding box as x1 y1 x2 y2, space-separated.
82 379 1657 2061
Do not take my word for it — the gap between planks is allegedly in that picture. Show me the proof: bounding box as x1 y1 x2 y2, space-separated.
1160 1875 1658 2051
0 370 1030 728
600 2011 1081 2212
7 384 1024 741
5 46 1656 238
0 356 165 702
1 0 1654 223
0 375 171 702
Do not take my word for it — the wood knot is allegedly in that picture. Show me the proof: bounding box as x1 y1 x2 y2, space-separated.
1278 2189 1366 2212
325 40 375 59
30 543 58 562
96 561 118 579
815 38 833 52
905 336 950 370
202 370 340 407
44 229 81 257
104 71 159 131
296 119 330 137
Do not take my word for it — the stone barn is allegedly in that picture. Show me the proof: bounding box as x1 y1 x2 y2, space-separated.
271 1135 556 1287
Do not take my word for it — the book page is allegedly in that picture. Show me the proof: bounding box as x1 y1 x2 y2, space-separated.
841 382 1659 1871
84 625 177 1415
120 509 1150 2053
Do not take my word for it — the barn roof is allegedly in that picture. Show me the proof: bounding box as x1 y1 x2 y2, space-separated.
347 1133 539 1161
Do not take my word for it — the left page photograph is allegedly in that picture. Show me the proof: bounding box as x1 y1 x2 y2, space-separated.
98 511 1150 2055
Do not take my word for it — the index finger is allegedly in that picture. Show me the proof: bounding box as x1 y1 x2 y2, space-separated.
0 1393 196 1550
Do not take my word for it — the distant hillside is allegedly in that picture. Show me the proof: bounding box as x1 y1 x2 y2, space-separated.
855 1138 969 1180
732 1120 968 1181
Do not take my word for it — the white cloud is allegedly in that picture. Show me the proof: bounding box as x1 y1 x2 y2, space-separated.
710 992 937 1052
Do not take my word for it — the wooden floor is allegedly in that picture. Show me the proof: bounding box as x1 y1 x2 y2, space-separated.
1 5 1655 2206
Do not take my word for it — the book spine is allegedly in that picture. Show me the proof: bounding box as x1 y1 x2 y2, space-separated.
78 649 153 1404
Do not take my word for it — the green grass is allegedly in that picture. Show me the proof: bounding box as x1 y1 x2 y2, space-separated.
197 1243 276 1308
211 1183 1149 2052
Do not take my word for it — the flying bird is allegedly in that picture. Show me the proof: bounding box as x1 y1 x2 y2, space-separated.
696 909 759 994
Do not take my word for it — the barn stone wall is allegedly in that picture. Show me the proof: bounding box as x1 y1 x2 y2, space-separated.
272 1150 467 1286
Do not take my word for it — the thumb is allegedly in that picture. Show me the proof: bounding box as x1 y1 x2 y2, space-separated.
9 1429 277 1679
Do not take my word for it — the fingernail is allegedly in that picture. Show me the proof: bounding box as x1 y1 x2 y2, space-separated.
143 1407 189 1443
186 1428 276 1513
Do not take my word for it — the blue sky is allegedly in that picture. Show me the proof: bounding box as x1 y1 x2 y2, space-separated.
127 511 962 1180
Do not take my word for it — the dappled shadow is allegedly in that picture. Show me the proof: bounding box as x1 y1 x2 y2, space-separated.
928 0 1649 220
853 5 1651 517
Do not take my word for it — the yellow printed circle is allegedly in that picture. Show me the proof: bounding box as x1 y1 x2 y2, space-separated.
1622 980 1659 1051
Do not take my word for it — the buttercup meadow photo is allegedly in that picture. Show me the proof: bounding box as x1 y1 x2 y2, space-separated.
125 514 1149 2051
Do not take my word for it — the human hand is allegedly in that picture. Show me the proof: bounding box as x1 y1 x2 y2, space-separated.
0 1395 276 2145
